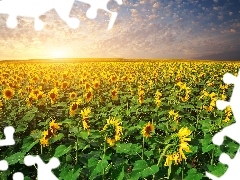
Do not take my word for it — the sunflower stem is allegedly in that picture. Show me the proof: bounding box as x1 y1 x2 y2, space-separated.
102 136 107 178
75 120 81 165
142 136 145 160
157 144 174 167
182 159 184 180
75 136 79 165
210 149 214 165
40 145 42 155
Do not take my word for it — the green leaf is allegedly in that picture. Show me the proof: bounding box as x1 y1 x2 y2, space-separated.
116 143 142 155
207 163 227 177
5 152 25 165
15 123 28 133
90 159 108 179
202 144 215 153
54 145 72 158
59 167 81 180
141 165 159 178
111 164 124 180
21 137 39 153
131 160 148 180
50 133 64 143
184 168 203 180
22 108 38 121
88 157 98 168
78 131 89 140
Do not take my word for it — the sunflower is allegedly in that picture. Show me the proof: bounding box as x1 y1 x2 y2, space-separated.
82 120 90 131
25 86 32 93
37 91 45 100
69 102 78 117
80 107 91 121
138 90 144 104
40 130 50 147
3 88 14 100
177 127 192 160
69 92 77 100
48 87 58 104
93 80 100 89
168 110 179 122
85 89 93 103
102 117 123 147
49 119 61 136
26 96 34 107
111 88 118 100
155 90 162 107
85 82 91 90
62 81 68 90
32 88 40 96
40 137 49 147
141 122 154 138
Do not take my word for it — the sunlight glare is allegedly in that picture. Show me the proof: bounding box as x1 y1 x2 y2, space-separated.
52 50 65 59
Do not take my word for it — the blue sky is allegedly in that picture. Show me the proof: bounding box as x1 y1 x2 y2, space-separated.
0 0 239 60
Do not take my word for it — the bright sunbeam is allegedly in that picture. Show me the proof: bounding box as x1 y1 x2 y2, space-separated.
52 50 65 59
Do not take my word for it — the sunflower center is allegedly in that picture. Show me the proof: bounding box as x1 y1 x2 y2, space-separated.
71 103 78 111
5 90 12 97
50 93 56 99
87 92 92 98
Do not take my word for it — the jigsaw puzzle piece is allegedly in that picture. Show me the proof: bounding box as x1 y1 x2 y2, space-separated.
0 160 8 171
12 172 24 180
24 155 60 180
206 148 240 180
54 0 80 29
0 126 15 146
0 0 56 30
212 122 240 146
220 70 240 119
76 0 122 30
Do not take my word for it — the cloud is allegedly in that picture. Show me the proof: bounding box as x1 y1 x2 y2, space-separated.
0 0 239 60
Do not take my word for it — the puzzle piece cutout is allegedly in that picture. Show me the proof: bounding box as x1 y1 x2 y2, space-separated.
77 0 123 30
0 0 122 30
24 155 60 180
12 172 24 180
206 148 240 179
0 126 15 172
0 126 15 146
206 70 240 179
0 0 79 31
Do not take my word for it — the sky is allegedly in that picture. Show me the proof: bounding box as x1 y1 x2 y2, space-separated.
0 0 239 60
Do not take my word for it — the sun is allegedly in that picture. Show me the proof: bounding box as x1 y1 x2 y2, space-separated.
52 50 65 59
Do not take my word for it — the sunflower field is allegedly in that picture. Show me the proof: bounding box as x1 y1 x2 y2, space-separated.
0 60 239 179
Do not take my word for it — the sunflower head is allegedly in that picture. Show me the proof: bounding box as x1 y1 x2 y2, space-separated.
48 88 58 104
85 89 93 103
62 81 68 90
111 89 118 100
69 102 78 117
3 88 14 100
49 119 61 135
69 92 77 99
141 122 154 138
102 117 123 146
80 107 91 120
